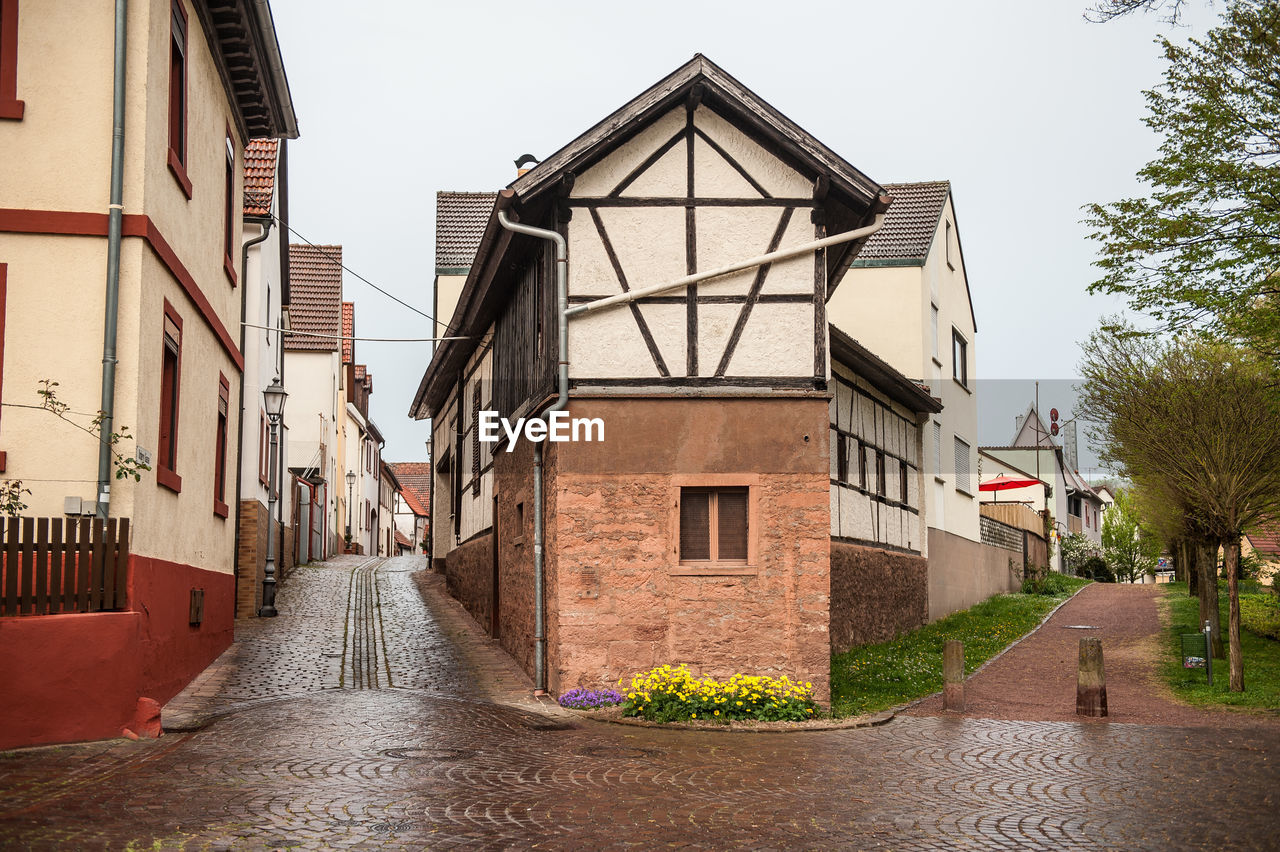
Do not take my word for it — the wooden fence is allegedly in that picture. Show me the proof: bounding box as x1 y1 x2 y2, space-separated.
0 517 131 617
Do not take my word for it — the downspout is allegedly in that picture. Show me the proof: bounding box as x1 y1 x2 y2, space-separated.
496 199 568 695
96 0 128 519
232 218 273 587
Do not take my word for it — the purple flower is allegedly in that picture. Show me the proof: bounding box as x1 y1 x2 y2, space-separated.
558 688 624 709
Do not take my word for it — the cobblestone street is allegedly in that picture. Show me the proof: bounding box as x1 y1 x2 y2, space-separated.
1 557 1277 850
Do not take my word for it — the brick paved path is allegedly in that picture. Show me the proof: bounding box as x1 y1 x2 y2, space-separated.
2 558 1277 850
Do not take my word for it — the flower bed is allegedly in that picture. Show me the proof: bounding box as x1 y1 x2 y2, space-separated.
557 687 623 710
621 665 817 723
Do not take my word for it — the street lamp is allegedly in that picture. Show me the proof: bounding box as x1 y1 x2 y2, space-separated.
260 377 287 617
345 470 356 549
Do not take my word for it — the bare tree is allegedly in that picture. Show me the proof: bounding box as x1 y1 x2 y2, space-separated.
1085 0 1195 23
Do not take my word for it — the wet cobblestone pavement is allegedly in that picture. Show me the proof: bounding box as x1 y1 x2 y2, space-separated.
1 556 1277 850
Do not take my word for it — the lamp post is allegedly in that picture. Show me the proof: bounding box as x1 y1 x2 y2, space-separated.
345 470 356 549
261 377 287 617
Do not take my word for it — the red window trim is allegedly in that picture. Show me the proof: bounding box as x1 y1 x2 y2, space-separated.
223 130 237 285
157 298 183 494
213 372 229 518
166 0 190 198
0 0 23 120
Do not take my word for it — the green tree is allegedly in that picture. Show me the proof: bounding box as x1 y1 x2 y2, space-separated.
1079 325 1280 690
1059 532 1101 575
1102 489 1164 582
1084 1 1280 360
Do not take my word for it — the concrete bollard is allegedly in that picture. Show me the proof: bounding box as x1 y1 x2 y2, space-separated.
943 640 965 712
1076 637 1108 718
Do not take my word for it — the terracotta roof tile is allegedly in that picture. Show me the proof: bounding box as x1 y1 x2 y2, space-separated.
394 529 414 548
390 462 430 515
243 138 279 217
354 364 367 381
341 302 354 364
1247 522 1280 558
436 191 497 269
286 244 343 351
855 181 950 262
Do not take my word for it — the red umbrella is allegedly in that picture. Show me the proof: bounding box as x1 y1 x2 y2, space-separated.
979 473 1042 503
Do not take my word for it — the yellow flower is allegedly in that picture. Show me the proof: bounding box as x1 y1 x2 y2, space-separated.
714 710 720 715
690 713 697 719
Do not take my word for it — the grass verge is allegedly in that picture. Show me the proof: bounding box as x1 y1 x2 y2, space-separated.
830 576 1090 717
1159 581 1280 711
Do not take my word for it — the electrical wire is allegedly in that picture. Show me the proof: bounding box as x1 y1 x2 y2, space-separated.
241 321 473 343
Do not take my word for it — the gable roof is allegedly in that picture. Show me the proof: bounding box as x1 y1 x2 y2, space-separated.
437 192 498 270
194 0 298 140
829 326 942 414
412 56 890 419
1012 404 1057 449
511 54 881 210
286 244 342 351
390 462 430 516
243 138 279 216
394 529 414 549
341 302 354 364
852 181 949 262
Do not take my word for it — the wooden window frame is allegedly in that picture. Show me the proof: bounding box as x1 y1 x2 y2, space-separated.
0 0 24 120
223 132 237 284
952 328 968 388
670 474 759 576
857 439 867 490
875 450 887 498
213 373 229 517
166 0 192 199
835 432 847 483
157 299 183 493
899 459 909 505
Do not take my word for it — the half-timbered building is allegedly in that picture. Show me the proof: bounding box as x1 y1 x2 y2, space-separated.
411 55 941 701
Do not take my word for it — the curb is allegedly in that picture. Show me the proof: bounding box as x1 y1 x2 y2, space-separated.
888 582 1093 716
563 707 895 733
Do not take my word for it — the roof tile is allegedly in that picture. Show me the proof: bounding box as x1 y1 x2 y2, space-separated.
855 181 950 261
286 244 343 351
243 138 279 217
436 191 497 269
390 462 431 515
341 302 354 364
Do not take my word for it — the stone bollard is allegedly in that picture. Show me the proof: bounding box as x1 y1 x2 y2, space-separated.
1076 637 1108 718
943 640 965 712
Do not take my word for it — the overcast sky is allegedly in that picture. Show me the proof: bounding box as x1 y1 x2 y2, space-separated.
270 0 1220 480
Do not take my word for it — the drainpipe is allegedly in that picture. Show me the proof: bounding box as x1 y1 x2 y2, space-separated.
565 207 889 317
495 198 568 695
232 217 273 587
96 0 128 519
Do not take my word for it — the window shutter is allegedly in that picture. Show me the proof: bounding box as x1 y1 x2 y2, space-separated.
471 383 481 496
717 488 749 561
680 490 710 560
954 436 971 494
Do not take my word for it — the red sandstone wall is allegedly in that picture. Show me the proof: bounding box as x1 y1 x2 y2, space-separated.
829 540 928 653
444 532 494 630
493 436 539 675
548 397 832 702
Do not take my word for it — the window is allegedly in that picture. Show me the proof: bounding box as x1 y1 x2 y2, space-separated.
836 433 847 483
213 374 229 517
952 329 968 387
166 0 191 197
157 301 183 492
945 220 954 269
679 487 748 563
932 421 942 478
930 304 939 360
954 436 972 496
470 383 481 496
0 0 24 120
857 439 867 490
223 134 236 283
900 459 909 504
875 451 886 497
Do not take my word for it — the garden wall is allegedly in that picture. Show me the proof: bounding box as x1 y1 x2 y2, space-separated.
829 540 928 653
927 528 1022 621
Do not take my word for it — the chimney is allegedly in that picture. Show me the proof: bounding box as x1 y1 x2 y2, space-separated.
514 154 539 177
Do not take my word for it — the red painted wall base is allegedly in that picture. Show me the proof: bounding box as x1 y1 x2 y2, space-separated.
0 556 233 750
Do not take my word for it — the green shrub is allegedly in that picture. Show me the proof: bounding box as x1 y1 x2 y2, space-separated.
621 665 818 723
1080 557 1115 583
1022 569 1087 596
1240 592 1280 640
